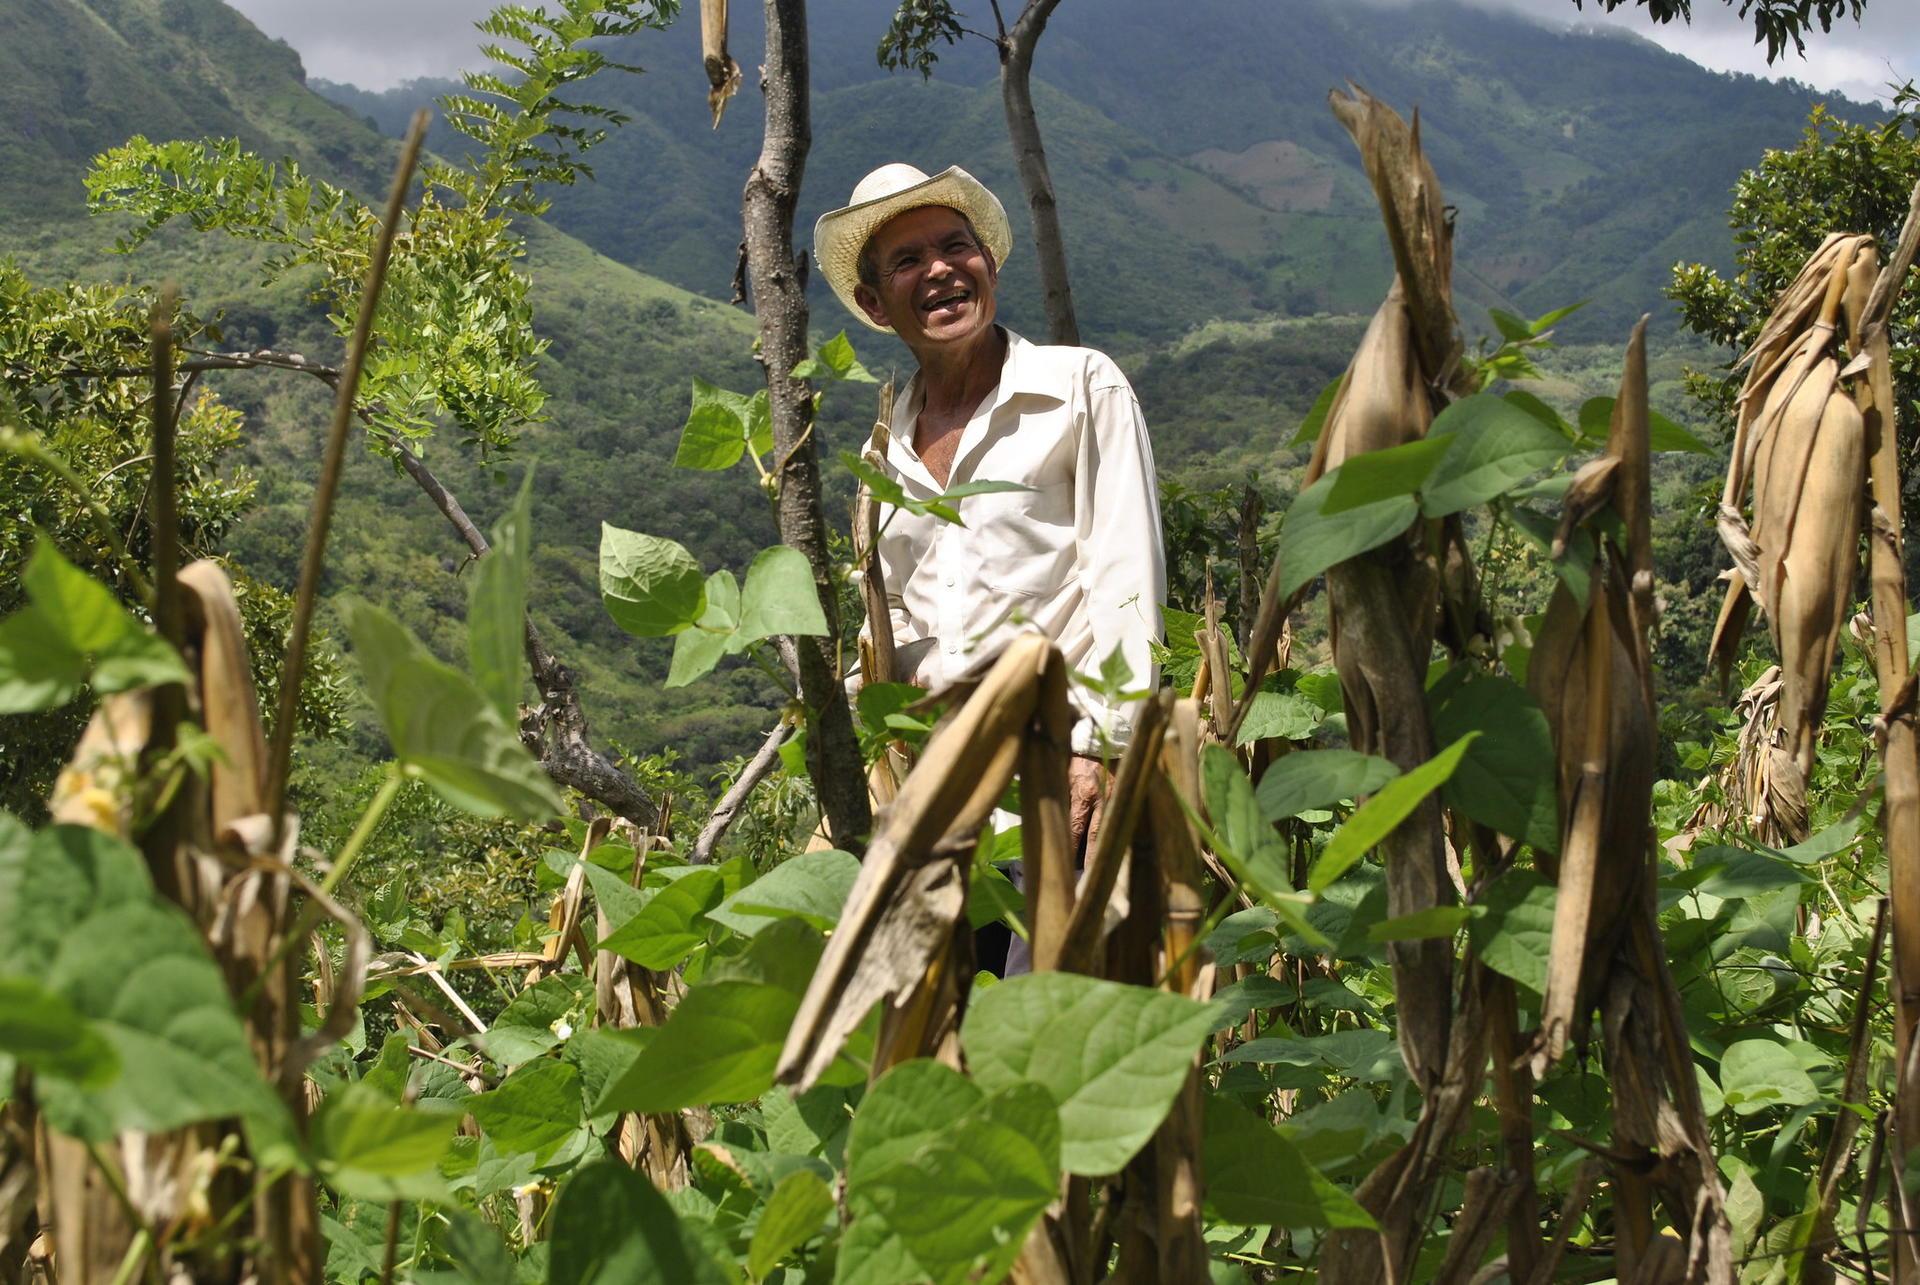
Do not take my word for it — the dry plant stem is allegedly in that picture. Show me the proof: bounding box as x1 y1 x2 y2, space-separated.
1022 651 1076 972
264 110 428 846
690 721 793 864
1855 324 1920 1278
1486 971 1539 1280
146 285 183 655
378 1200 402 1285
1526 1158 1604 1285
1803 898 1889 1284
743 0 871 853
1058 693 1170 974
1536 571 1614 1069
998 0 1077 346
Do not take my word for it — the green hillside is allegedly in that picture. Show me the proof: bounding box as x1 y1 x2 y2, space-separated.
0 0 1838 786
315 0 1872 345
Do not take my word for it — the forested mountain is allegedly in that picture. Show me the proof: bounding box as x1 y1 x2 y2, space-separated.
314 0 1877 345
0 0 1872 777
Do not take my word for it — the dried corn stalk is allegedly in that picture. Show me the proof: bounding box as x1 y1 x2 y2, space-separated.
1710 233 1876 780
1529 320 1732 1283
776 635 1054 1090
1308 85 1486 1285
1310 84 1458 1096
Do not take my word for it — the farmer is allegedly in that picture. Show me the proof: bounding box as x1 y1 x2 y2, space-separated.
815 162 1167 876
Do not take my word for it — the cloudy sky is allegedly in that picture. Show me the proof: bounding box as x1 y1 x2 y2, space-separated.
228 0 1918 104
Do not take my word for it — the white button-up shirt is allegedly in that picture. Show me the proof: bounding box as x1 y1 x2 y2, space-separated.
868 328 1166 752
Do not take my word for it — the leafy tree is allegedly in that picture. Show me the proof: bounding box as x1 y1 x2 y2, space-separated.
0 266 349 817
1573 0 1866 62
73 0 683 823
1670 89 1920 461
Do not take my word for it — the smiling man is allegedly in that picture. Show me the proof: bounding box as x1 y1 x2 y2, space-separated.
815 163 1166 873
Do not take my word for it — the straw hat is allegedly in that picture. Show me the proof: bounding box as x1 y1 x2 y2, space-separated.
814 163 1013 332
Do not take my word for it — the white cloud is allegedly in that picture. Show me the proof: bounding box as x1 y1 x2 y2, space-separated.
230 0 1919 101
1473 0 1918 103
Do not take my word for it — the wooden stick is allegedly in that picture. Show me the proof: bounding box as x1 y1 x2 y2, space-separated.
1058 693 1171 974
1022 650 1076 972
265 111 428 845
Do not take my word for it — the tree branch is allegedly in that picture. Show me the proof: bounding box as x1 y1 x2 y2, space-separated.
690 720 794 864
49 343 660 825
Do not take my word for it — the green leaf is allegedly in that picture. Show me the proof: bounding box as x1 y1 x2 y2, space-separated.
1420 394 1573 516
1255 749 1400 821
468 1059 582 1158
360 1031 412 1101
1530 300 1588 333
1367 905 1472 942
737 545 829 642
1234 688 1322 745
1467 868 1557 994
0 828 294 1151
312 1083 458 1201
1199 746 1304 913
962 972 1215 1175
1578 397 1712 455
1719 1039 1821 1115
1322 436 1455 515
666 570 741 689
0 976 119 1087
706 849 861 937
844 1060 1059 1285
550 1160 730 1285
482 973 590 1068
593 925 822 1115
1276 469 1418 599
1488 308 1532 344
599 524 706 637
468 467 534 723
1288 372 1345 447
596 980 800 1114
1428 671 1559 852
597 868 725 970
806 331 878 383
340 599 562 819
1202 1095 1374 1229
0 538 190 713
1308 734 1478 892
749 1169 835 1280
675 378 762 470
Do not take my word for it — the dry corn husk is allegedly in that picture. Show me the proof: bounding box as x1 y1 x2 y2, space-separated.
1684 666 1808 847
700 0 741 127
776 635 1052 1090
1710 234 1877 778
1528 322 1733 1282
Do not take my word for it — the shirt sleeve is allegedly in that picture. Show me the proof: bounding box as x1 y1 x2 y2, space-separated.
1070 366 1167 755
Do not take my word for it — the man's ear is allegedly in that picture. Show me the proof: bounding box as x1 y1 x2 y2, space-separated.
852 282 891 329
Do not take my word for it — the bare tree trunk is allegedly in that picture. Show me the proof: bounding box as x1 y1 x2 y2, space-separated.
743 0 872 852
999 0 1079 346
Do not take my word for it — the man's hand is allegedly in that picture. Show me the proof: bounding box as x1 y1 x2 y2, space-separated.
1068 754 1109 859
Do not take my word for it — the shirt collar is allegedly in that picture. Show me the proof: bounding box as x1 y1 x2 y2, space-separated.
882 326 1063 490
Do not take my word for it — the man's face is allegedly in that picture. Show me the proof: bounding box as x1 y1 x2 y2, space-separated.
853 205 998 349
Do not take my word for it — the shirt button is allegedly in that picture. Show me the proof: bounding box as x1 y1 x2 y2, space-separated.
944 574 956 587
946 641 960 654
